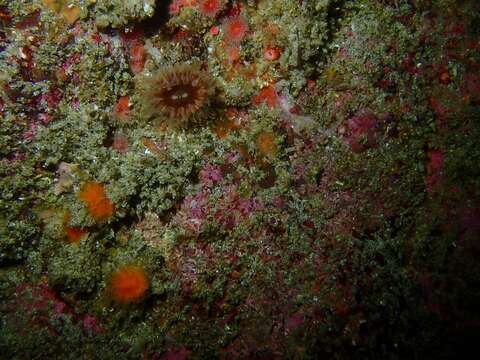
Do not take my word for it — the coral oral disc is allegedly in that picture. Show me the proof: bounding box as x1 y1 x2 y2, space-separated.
141 63 214 127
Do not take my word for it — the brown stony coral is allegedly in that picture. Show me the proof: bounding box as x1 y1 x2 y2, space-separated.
140 63 215 127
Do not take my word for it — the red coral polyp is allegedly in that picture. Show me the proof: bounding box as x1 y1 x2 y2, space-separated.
426 149 444 192
63 212 88 244
344 112 379 153
253 85 278 108
129 45 146 73
65 227 88 243
198 0 223 18
264 47 281 61
114 96 131 121
222 16 248 44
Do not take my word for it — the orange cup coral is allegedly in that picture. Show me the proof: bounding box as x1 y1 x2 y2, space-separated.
109 266 149 304
78 182 114 221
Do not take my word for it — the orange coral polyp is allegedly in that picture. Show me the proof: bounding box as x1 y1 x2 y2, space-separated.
109 266 149 304
78 182 114 221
